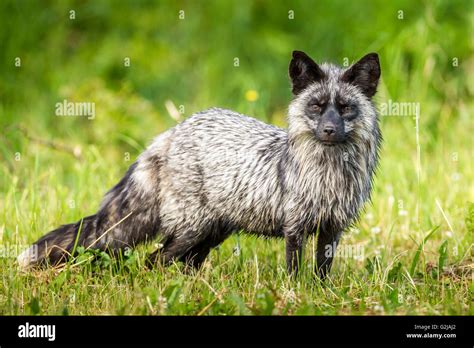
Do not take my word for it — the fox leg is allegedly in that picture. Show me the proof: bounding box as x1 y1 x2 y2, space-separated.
283 216 307 276
146 234 196 268
179 232 232 270
316 227 342 279
147 228 232 270
285 230 306 276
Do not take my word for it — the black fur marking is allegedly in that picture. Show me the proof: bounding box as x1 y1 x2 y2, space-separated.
289 50 326 95
341 53 381 98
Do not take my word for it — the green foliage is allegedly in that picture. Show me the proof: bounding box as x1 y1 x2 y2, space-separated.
438 240 449 272
465 202 474 234
28 297 40 315
0 0 472 315
409 226 439 276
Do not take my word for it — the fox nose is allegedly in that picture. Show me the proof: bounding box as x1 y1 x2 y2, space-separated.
323 126 336 136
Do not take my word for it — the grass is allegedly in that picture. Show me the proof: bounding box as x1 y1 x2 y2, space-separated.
0 0 473 315
1 146 472 315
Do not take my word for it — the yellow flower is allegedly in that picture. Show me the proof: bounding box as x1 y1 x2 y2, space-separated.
245 90 259 102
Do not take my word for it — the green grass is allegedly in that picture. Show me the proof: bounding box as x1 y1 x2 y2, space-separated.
0 0 473 315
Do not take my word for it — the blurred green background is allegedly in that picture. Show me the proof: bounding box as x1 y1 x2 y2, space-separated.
1 0 473 243
0 0 472 315
1 0 471 147
1 0 472 238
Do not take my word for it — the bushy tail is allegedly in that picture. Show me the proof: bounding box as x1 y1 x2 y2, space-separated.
17 215 97 268
18 160 162 269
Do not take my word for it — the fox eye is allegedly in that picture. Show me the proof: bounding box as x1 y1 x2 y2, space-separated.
341 105 352 114
308 100 325 113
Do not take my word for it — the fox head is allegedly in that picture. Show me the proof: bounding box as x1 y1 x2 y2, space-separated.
287 51 381 148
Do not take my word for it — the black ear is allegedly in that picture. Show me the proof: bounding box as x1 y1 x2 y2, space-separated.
289 51 325 95
341 53 381 98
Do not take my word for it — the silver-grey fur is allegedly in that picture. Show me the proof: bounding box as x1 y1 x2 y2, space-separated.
18 51 382 278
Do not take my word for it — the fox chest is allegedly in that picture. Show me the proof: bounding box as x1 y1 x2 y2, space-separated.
287 168 367 232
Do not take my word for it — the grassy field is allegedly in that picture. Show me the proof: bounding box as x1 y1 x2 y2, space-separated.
0 1 473 315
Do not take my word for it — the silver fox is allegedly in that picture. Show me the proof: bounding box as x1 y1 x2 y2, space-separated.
18 51 382 278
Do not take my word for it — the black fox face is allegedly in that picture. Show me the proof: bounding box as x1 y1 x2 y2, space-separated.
306 94 353 145
288 51 381 146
